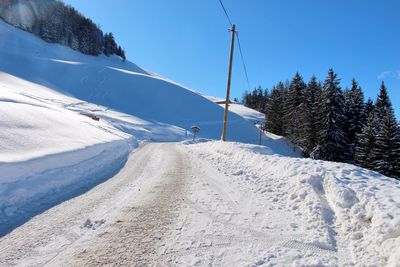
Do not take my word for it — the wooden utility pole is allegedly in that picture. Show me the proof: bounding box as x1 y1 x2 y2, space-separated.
255 121 262 145
221 24 236 141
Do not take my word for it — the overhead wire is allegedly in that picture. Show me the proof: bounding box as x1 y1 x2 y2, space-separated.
235 32 251 92
218 0 233 26
217 0 251 92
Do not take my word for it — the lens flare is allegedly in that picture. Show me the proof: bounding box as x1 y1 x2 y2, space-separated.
0 1 45 30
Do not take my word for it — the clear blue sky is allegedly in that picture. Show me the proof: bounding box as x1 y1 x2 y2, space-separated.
63 0 400 117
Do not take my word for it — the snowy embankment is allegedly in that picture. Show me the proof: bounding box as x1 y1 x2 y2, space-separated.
0 72 186 235
183 141 400 266
0 73 133 235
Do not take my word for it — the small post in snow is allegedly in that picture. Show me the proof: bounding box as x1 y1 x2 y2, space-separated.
191 125 200 141
255 121 262 145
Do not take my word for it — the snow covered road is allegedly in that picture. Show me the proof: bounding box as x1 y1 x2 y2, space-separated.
1 142 325 266
1 142 399 266
0 143 191 266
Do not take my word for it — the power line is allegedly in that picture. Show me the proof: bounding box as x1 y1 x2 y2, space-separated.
236 32 251 92
218 0 233 26
217 0 251 92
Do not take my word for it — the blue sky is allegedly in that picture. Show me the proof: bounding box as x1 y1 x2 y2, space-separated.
63 0 400 117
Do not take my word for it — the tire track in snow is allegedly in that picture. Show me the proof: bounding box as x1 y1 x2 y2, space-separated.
161 147 339 265
0 143 189 266
163 199 334 259
309 172 354 265
47 143 190 266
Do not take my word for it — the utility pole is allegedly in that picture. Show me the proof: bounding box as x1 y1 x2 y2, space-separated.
255 121 262 145
221 24 236 141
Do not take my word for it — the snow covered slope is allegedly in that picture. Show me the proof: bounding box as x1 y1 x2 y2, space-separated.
0 73 130 163
202 94 265 123
0 20 261 143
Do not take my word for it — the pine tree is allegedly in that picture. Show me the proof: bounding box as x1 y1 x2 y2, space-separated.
312 69 349 162
255 86 265 112
369 83 400 178
283 72 306 147
375 82 391 112
103 33 111 56
355 114 379 168
242 86 268 112
1 0 126 58
343 79 366 161
374 82 392 131
265 85 285 136
356 82 400 179
364 97 375 119
301 75 322 156
373 109 400 178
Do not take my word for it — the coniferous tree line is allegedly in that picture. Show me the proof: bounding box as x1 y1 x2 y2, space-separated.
0 0 126 60
242 86 269 113
242 69 400 179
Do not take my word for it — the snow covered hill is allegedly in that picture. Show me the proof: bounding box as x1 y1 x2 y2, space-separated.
0 20 261 143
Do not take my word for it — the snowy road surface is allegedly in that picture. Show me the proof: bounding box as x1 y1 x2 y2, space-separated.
0 142 339 266
2 142 395 266
0 143 190 266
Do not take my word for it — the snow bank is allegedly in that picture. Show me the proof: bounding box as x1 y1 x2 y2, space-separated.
183 141 400 266
0 73 128 235
0 71 186 235
0 139 133 236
